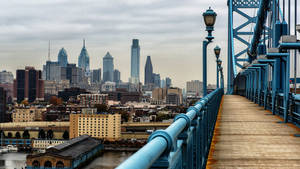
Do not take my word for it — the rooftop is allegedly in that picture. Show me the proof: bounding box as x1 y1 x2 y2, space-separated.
28 135 102 159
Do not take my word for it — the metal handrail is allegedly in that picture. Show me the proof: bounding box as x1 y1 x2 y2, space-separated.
116 88 224 169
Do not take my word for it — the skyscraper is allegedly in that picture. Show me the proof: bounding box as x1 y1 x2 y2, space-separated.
161 79 166 88
0 70 14 84
43 61 62 81
0 87 6 122
113 69 121 84
78 39 90 74
166 77 172 88
103 52 114 82
144 56 153 85
92 69 101 84
57 48 68 67
66 63 80 85
13 67 44 103
130 39 140 84
153 73 161 88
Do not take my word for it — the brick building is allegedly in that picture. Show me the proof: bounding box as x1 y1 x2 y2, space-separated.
12 107 46 122
13 66 44 103
78 94 108 107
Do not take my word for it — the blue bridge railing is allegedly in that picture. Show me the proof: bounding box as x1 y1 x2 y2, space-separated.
117 88 224 169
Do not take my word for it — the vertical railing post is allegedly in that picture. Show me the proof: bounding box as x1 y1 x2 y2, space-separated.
199 110 205 168
192 118 198 169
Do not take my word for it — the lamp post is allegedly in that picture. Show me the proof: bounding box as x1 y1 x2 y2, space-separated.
219 66 224 89
202 7 217 96
217 59 222 88
214 46 221 88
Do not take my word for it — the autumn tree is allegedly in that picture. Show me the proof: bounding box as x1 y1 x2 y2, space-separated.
21 100 29 106
49 96 63 105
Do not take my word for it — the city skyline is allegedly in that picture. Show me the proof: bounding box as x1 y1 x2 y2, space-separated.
0 0 235 89
1 39 218 88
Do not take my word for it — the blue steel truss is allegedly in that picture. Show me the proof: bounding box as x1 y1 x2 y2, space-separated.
227 0 274 94
227 0 259 94
233 0 300 124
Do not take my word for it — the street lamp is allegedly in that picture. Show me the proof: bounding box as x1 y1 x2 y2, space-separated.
219 66 224 89
202 7 217 96
216 59 222 88
214 46 221 88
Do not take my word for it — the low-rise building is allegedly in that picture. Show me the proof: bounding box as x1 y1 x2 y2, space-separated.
166 93 180 105
104 89 142 104
32 139 66 150
70 112 121 141
101 81 116 92
58 87 89 102
152 87 183 105
78 94 108 107
12 107 46 122
44 80 70 96
26 135 103 169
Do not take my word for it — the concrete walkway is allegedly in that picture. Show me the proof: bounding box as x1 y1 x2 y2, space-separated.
207 95 300 169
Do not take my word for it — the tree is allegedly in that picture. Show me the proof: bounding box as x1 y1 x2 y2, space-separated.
94 104 108 112
0 130 5 138
62 130 69 140
15 132 21 139
47 130 54 139
38 129 46 139
156 113 170 122
120 110 130 122
49 96 62 105
22 130 30 139
7 132 12 138
21 100 29 106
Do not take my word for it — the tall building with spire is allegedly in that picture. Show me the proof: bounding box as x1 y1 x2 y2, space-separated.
57 48 68 67
130 39 140 84
78 39 90 74
144 56 153 85
103 52 114 82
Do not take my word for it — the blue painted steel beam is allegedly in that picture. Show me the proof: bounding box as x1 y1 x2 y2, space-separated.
252 64 269 106
248 0 271 59
266 53 290 58
290 78 300 83
248 67 261 103
279 43 300 50
258 59 278 113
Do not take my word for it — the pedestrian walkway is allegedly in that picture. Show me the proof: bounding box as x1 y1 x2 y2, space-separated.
207 95 300 168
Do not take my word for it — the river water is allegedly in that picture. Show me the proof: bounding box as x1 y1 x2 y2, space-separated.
0 152 133 169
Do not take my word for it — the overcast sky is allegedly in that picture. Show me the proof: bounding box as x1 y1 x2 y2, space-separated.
0 0 299 88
